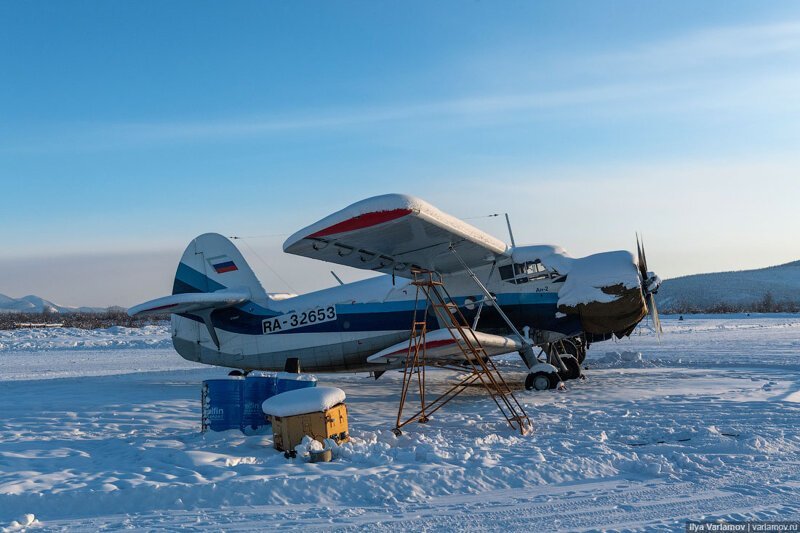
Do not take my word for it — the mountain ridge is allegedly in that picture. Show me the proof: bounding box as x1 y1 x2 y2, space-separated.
0 293 110 314
656 259 800 313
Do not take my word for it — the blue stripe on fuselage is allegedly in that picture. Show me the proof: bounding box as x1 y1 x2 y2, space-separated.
172 262 575 336
206 300 575 336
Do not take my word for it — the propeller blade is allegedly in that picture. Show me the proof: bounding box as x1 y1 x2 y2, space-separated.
636 232 641 263
648 293 663 338
635 233 647 279
637 234 661 338
640 234 649 275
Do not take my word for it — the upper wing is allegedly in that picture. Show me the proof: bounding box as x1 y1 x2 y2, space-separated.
283 194 508 278
366 329 523 365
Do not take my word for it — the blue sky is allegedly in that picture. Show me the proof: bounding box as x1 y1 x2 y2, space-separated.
2 1 799 306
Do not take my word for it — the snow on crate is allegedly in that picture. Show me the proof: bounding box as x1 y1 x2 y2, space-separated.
262 386 346 417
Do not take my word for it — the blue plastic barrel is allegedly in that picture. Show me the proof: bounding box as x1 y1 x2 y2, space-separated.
242 374 278 431
276 372 317 394
202 378 244 432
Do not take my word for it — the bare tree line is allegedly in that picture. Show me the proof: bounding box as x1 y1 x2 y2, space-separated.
660 292 800 314
0 310 169 330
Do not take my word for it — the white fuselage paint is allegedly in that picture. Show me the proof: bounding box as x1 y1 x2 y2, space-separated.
171 258 567 373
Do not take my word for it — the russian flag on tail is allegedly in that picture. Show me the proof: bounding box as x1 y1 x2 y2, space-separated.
208 254 239 274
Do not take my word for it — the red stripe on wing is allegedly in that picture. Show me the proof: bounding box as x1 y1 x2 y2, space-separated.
384 338 456 357
309 208 412 238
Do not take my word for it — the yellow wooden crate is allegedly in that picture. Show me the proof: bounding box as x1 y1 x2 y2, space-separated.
271 403 349 452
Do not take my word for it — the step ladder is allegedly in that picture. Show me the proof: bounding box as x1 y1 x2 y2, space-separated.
394 269 532 436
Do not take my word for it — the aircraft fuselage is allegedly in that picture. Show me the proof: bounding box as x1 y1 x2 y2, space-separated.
172 259 580 373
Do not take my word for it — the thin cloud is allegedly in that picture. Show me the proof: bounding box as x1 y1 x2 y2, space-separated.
4 19 799 153
0 80 707 153
592 20 800 71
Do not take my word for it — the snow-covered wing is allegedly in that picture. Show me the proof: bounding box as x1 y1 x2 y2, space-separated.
127 289 250 317
366 329 523 365
283 194 508 278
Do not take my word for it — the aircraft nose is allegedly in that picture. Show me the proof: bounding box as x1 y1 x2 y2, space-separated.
564 285 648 338
554 244 657 339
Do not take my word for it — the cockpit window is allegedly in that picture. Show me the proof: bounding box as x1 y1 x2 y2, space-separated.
499 260 552 284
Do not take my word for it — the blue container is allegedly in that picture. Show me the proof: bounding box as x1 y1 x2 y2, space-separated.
276 372 317 394
242 374 278 431
202 378 244 432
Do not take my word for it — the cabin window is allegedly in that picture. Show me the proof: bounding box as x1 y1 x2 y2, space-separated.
499 260 550 284
498 264 515 281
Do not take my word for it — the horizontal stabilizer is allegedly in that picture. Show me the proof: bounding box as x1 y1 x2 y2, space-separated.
367 329 523 365
127 289 250 317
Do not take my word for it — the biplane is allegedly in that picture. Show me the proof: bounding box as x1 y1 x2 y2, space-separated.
129 194 661 390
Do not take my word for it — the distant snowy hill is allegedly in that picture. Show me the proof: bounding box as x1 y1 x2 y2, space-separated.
0 294 109 314
656 260 800 313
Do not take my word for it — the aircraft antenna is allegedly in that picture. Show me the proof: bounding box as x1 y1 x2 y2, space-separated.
231 236 298 294
504 213 516 248
330 271 344 285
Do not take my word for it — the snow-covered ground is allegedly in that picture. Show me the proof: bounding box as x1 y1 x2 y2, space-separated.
1 315 799 531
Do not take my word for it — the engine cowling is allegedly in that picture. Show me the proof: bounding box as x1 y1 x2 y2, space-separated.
558 282 647 337
554 250 652 338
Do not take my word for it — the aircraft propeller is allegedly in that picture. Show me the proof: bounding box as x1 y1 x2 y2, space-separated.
636 234 663 336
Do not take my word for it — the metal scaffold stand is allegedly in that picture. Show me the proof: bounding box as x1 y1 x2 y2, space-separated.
393 269 532 436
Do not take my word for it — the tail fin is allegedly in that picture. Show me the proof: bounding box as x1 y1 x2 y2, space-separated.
172 233 268 301
129 233 268 317
129 234 268 349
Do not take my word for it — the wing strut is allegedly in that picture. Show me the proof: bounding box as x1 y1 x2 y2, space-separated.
448 246 568 372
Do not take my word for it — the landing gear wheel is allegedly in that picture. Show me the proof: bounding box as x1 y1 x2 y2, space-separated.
526 371 556 391
561 338 587 365
558 355 582 381
577 345 587 365
228 370 245 377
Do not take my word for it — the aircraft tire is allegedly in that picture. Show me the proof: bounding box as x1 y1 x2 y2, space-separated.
561 338 587 365
558 355 582 381
525 371 556 391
